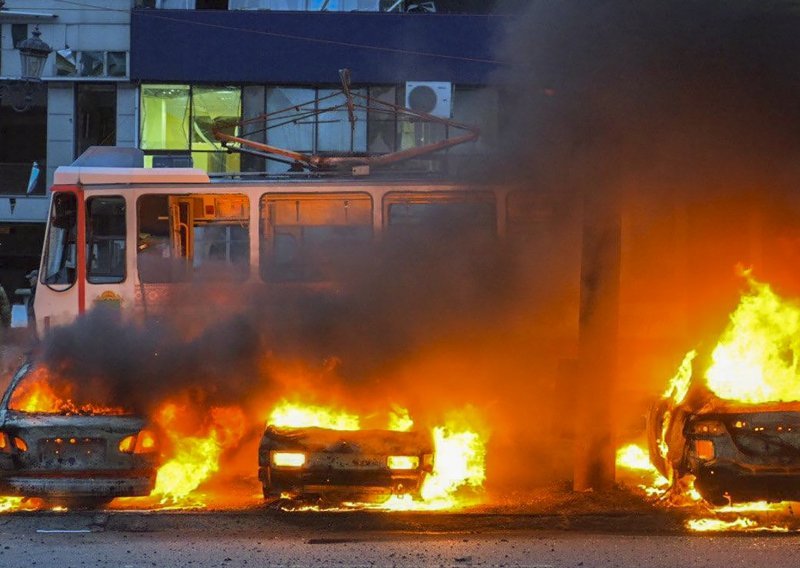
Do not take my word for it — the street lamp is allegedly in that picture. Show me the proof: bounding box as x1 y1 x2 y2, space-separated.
0 25 52 112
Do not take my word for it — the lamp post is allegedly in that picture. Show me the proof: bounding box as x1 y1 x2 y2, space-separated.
0 25 52 112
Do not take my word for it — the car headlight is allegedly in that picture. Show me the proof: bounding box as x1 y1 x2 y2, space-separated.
271 451 306 468
387 456 419 470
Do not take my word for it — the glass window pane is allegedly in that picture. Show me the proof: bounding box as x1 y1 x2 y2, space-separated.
41 193 77 287
55 48 77 77
76 84 117 156
79 51 104 77
452 87 498 153
107 51 127 77
229 0 269 8
138 194 249 283
317 88 367 153
260 194 372 282
191 86 241 151
266 87 315 152
159 0 195 7
267 0 306 8
308 0 335 8
87 196 126 284
191 151 241 174
340 0 380 10
317 89 367 152
141 84 190 150
387 195 496 240
367 85 397 153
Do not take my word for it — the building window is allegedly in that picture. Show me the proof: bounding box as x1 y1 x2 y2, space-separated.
191 85 242 172
11 24 28 48
227 0 380 9
140 84 191 151
140 84 241 173
107 52 128 77
76 84 117 157
263 85 367 173
55 50 128 78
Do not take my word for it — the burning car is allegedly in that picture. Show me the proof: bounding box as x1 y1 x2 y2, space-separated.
259 423 434 504
648 278 800 506
0 362 159 508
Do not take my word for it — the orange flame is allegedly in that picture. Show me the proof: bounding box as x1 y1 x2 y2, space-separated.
268 400 360 430
705 276 800 403
152 403 245 507
8 367 127 415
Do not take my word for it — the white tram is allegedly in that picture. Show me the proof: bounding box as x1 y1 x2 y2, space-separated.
33 163 546 335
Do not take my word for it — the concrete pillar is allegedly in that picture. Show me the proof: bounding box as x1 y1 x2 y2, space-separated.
573 190 621 492
46 83 75 187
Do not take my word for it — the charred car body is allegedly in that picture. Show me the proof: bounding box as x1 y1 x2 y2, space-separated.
0 362 158 507
649 377 800 505
259 425 433 503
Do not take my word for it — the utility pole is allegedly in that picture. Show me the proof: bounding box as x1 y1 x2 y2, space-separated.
573 186 621 492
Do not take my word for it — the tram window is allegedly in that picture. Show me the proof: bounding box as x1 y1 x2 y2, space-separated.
41 193 77 287
87 197 126 284
387 199 496 240
137 194 250 283
260 195 372 282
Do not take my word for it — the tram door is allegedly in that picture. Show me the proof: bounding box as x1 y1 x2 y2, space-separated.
169 197 194 263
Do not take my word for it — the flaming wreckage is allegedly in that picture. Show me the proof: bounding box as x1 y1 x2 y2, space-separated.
0 363 158 507
260 426 433 503
648 278 800 506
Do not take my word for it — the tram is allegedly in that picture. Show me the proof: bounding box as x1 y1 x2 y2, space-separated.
32 157 553 335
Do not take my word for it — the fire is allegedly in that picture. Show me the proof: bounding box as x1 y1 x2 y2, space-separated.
619 274 800 532
0 497 26 513
687 517 758 531
152 404 245 507
9 367 126 415
269 400 360 430
687 517 791 532
663 350 696 406
267 401 487 510
418 424 486 506
705 276 800 403
615 444 670 498
388 406 414 432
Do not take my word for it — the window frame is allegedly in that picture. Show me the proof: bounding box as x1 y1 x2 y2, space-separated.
259 191 374 282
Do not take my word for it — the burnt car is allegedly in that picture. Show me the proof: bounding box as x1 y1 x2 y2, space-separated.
0 362 159 508
259 425 433 504
648 370 800 506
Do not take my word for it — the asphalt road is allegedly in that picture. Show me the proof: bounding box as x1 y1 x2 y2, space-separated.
0 511 799 568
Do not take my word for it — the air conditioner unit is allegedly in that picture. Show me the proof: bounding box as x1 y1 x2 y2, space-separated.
405 81 452 118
